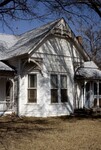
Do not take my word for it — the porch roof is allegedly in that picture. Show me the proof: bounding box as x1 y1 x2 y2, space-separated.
0 61 14 71
75 67 101 79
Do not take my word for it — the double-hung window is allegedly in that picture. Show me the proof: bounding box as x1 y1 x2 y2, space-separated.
28 74 37 103
51 74 68 103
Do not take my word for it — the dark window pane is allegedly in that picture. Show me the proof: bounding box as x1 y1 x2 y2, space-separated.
94 98 97 107
51 75 58 88
94 82 97 95
99 99 101 107
61 89 68 102
28 74 37 88
6 81 11 97
61 75 67 88
99 83 101 95
86 82 90 92
28 89 37 103
51 89 58 103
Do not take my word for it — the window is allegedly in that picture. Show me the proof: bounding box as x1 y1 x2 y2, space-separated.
60 75 68 102
6 81 11 97
99 83 101 95
94 82 97 95
50 74 68 103
28 74 37 103
51 74 58 103
86 82 90 92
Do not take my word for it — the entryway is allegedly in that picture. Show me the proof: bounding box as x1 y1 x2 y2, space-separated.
85 81 101 108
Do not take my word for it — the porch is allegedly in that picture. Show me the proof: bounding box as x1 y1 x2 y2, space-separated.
0 62 15 115
0 77 15 115
75 61 101 111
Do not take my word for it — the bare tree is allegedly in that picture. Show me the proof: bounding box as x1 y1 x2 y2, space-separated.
0 0 100 64
34 0 101 18
78 23 101 67
0 1 40 24
87 0 101 17
0 0 100 33
0 0 101 22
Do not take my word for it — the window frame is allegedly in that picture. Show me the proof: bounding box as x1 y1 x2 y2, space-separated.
60 75 68 102
27 74 37 103
50 74 68 103
51 74 58 103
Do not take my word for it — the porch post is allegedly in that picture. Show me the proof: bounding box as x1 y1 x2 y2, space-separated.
17 59 21 116
83 80 87 108
97 81 99 107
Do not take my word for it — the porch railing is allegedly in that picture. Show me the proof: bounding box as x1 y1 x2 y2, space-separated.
0 97 13 111
6 96 13 110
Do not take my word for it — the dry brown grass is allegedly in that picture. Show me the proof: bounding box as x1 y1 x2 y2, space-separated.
0 116 101 150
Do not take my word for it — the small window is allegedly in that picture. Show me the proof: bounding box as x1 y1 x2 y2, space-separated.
60 75 68 102
94 98 97 107
51 74 58 88
99 99 101 107
6 81 11 97
99 83 101 95
94 82 97 95
28 74 37 103
51 74 58 103
86 82 90 92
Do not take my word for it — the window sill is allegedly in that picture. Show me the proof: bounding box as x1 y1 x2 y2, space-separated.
50 102 68 105
25 103 39 105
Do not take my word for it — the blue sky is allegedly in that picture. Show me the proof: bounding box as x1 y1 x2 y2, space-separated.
0 2 60 35
0 16 60 35
0 2 100 36
0 18 45 34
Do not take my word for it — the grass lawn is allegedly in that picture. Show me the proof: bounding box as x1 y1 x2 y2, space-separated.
0 116 101 150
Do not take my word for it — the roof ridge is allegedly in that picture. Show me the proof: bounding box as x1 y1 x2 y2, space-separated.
28 18 62 54
1 18 62 60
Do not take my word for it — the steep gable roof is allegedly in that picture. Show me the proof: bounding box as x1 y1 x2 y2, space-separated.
0 19 61 60
0 18 90 61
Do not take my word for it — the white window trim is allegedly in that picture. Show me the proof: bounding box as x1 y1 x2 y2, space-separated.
50 73 68 104
27 73 37 103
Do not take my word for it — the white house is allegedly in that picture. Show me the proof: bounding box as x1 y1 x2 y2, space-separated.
0 18 101 117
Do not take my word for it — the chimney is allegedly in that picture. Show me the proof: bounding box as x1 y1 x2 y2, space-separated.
76 36 83 45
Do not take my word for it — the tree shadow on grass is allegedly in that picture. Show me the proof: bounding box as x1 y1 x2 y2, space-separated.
58 114 101 123
0 116 56 150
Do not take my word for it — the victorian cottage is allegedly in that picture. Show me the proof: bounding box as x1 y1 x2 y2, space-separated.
0 18 101 117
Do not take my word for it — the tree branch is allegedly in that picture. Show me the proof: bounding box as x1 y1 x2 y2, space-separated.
0 0 12 7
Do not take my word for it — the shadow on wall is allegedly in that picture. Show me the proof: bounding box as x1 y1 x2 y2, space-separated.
42 37 76 113
19 36 83 116
23 37 77 116
43 38 73 84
